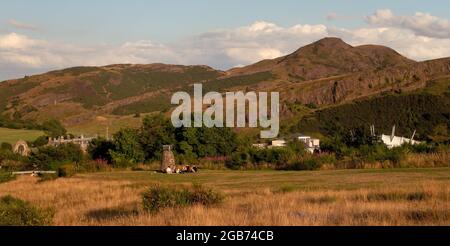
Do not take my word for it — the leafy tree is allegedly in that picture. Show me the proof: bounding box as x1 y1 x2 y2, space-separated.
29 143 83 170
42 119 67 138
32 136 48 147
88 138 115 163
139 114 176 160
110 128 144 166
173 126 238 158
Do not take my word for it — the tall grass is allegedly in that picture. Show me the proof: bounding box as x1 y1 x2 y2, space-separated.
0 171 15 184
0 172 448 225
0 195 53 226
142 185 223 213
401 149 450 168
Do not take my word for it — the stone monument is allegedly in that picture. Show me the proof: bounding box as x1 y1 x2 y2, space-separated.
161 145 175 172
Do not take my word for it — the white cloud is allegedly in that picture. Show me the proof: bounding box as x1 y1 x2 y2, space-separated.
2 10 450 80
0 32 45 50
226 47 283 64
366 9 450 38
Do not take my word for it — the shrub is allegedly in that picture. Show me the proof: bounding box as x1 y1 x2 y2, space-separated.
30 143 84 170
188 184 224 206
80 159 112 173
305 103 317 109
0 195 53 225
0 171 16 183
226 152 251 169
57 164 76 177
41 119 67 138
88 138 115 164
293 159 321 170
0 159 28 172
142 185 223 213
0 142 12 151
37 173 58 182
33 136 48 147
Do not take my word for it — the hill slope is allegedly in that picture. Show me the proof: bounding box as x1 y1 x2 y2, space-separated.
1 37 449 136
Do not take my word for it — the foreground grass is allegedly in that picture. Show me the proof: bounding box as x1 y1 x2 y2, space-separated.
0 127 44 144
0 168 448 225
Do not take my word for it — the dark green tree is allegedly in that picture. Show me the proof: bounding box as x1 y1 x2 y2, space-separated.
29 143 83 170
88 138 115 163
110 128 145 166
32 136 48 147
139 114 176 160
41 119 67 138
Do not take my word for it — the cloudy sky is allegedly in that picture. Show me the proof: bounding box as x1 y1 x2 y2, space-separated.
1 0 450 80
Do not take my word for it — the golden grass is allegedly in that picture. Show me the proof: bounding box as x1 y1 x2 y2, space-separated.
402 150 450 168
0 169 449 226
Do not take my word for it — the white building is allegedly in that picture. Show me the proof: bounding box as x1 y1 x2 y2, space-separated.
379 126 422 149
380 135 421 149
298 135 320 154
252 143 268 149
270 139 287 147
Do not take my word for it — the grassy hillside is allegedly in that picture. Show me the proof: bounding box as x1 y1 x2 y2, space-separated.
0 38 449 135
0 64 223 125
0 127 44 144
67 114 150 137
295 91 450 141
202 71 275 92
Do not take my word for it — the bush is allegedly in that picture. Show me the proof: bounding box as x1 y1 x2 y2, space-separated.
79 159 112 173
0 159 28 172
142 185 223 213
29 143 84 170
226 152 250 169
38 173 58 182
88 138 115 164
292 159 321 170
33 136 48 147
0 171 16 183
188 184 224 206
0 142 12 151
57 164 76 177
42 119 66 138
226 147 299 169
0 195 53 225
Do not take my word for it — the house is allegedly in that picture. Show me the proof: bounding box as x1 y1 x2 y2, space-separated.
252 139 287 149
48 135 94 152
270 139 287 148
297 135 320 154
252 143 268 149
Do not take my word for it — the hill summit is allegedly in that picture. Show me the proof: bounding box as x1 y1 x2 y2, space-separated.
0 37 449 133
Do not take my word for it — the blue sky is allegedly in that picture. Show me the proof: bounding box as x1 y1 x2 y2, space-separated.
2 0 448 43
1 0 450 80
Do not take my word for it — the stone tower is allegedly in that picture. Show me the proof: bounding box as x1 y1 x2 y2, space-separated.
13 140 30 156
161 145 175 172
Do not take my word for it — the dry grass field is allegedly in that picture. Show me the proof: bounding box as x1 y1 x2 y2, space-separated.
0 168 449 226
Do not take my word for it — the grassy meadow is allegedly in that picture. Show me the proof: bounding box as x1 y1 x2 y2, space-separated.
0 127 44 144
0 168 448 225
67 114 147 137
